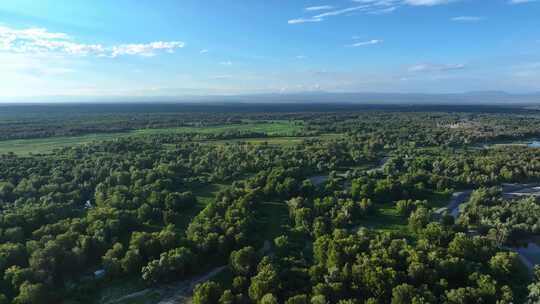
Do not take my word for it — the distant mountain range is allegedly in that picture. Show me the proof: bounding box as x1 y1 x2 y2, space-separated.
2 91 540 105
202 91 540 105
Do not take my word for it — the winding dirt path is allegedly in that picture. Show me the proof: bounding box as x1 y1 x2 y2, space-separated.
104 266 226 304
156 266 227 304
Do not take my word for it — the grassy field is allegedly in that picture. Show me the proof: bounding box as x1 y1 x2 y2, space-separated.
0 132 132 155
255 201 290 242
362 191 451 234
207 136 306 146
86 277 152 304
0 121 302 155
208 133 344 146
174 182 230 233
362 202 409 233
133 120 301 136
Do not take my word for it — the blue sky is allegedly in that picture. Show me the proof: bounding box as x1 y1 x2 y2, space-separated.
0 0 539 98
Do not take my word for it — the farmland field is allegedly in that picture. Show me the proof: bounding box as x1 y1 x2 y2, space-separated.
0 120 302 154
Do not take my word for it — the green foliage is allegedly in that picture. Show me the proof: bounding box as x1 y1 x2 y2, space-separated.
193 281 222 304
1 107 540 303
13 282 51 304
249 257 279 302
229 246 257 276
260 293 279 304
141 247 195 283
408 207 431 233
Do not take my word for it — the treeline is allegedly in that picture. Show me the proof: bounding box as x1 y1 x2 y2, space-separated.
194 217 530 303
459 187 540 246
3 106 540 143
385 146 540 189
307 112 540 147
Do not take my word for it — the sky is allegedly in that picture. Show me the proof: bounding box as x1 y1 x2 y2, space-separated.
0 0 539 99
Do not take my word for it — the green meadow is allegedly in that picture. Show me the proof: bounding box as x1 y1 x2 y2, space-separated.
0 121 303 155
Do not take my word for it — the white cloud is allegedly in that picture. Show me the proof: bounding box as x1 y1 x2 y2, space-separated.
305 5 334 11
0 25 104 55
290 0 461 24
200 49 209 54
509 0 537 4
110 41 184 57
350 39 383 47
0 26 69 41
408 63 466 72
369 6 398 14
288 17 323 24
220 61 233 66
0 25 184 57
451 16 485 22
313 5 370 18
404 0 456 6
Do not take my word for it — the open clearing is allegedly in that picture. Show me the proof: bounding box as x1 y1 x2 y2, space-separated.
0 121 302 154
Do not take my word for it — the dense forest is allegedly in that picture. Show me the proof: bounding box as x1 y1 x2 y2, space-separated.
1 104 540 304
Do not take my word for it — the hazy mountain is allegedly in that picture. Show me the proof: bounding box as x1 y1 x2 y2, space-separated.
1 91 540 105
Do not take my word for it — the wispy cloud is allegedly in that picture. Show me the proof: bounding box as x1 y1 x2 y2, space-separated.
305 5 334 11
289 0 463 24
408 63 466 72
369 6 398 14
0 25 184 57
0 26 104 56
404 0 457 6
288 17 323 24
350 39 383 47
313 5 370 18
220 61 233 66
451 16 485 22
509 0 537 4
111 41 184 57
200 49 209 54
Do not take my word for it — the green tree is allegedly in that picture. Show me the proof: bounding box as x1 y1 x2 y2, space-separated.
408 207 431 233
193 281 222 304
13 282 50 304
249 258 279 302
219 289 235 304
527 266 540 304
286 294 308 304
260 293 278 304
230 246 256 276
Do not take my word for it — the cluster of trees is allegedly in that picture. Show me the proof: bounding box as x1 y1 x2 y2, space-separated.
0 130 379 302
194 227 530 303
350 175 431 203
187 166 319 256
381 146 540 190
308 112 540 147
458 187 540 246
287 196 374 235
